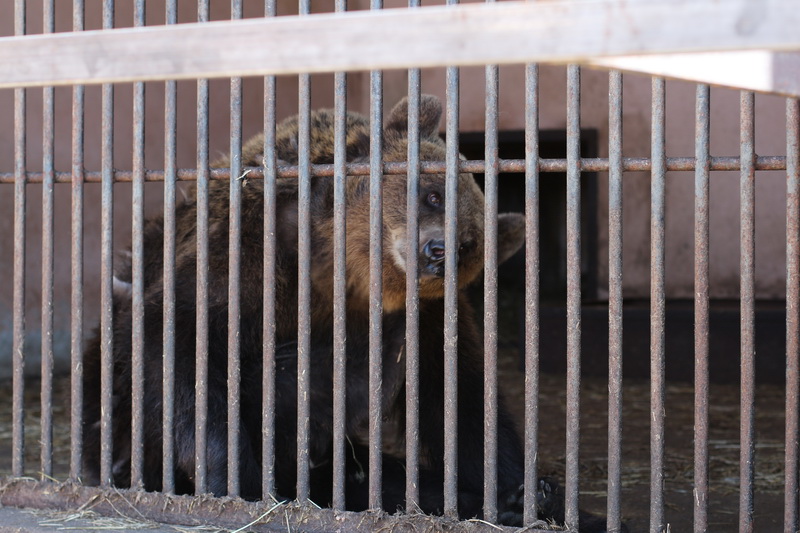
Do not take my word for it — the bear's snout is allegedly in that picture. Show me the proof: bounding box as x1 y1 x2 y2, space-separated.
421 238 446 277
418 238 478 278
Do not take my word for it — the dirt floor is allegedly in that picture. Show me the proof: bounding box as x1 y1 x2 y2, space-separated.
0 354 790 532
497 347 788 532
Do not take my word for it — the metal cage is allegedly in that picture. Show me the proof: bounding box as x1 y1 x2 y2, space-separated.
1 1 800 532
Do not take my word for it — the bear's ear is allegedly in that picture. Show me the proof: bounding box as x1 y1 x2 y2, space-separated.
496 212 526 266
385 94 443 139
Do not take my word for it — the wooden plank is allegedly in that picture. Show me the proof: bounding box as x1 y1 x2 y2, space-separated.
0 0 799 88
591 52 800 97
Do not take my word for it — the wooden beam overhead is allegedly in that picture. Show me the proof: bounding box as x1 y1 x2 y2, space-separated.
0 0 798 89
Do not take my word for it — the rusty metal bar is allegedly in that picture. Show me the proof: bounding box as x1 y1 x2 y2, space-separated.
0 479 544 533
443 61 460 520
405 62 422 513
12 0 26 480
693 83 711 533
129 0 146 491
162 0 178 495
739 90 756 533
295 0 312 500
99 0 116 488
39 0 55 481
523 61 540 527
194 0 211 491
786 96 800 533
564 64 582 532
483 58 499 524
69 0 86 482
368 15 384 508
262 0 278 503
226 0 244 499
331 0 347 511
606 69 623 533
649 76 666 533
0 156 792 185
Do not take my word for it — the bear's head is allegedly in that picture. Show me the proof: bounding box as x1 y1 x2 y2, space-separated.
270 95 525 313
374 95 525 311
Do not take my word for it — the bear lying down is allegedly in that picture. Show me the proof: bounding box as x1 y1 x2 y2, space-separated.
82 95 623 533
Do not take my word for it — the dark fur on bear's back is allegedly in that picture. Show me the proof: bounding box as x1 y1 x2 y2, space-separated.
82 95 618 533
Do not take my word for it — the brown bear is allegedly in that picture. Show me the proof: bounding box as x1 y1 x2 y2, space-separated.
82 95 618 532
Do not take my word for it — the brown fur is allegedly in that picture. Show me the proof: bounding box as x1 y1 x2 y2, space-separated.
214 96 522 313
82 95 615 532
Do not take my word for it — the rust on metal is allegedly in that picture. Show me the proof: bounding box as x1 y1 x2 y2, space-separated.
39 0 55 481
129 0 146 491
193 0 211 497
0 156 791 185
225 0 244 499
69 0 86 482
331 63 348 510
368 60 384 511
523 61 540 527
607 69 623 533
693 83 711 533
483 59 500 524
296 63 312 504
160 0 179 496
785 96 800 533
261 0 279 504
443 62 460 520
739 91 756 533
405 67 422 513
98 0 115 488
12 0 27 480
564 63 582 531
194 68 210 497
650 76 667 533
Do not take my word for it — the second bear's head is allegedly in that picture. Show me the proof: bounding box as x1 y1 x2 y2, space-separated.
272 94 525 312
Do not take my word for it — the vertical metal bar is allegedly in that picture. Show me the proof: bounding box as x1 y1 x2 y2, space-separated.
523 62 540 527
262 0 278 503
69 0 86 483
405 63 421 513
130 0 146 491
99 0 116 488
649 76 666 533
693 83 711 533
296 0 312 503
564 64 582 531
368 1 384 506
194 0 210 496
443 61 460 521
739 91 756 533
40 0 56 481
331 0 348 511
607 69 623 533
161 0 178 495
483 59 499 524
785 97 800 533
12 0 26 480
227 0 243 498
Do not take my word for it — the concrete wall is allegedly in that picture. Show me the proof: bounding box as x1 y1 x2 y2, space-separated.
0 1 792 376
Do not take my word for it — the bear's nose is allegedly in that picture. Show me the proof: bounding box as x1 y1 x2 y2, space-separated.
422 239 446 265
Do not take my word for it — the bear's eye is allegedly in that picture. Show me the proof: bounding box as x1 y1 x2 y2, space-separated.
427 191 442 207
